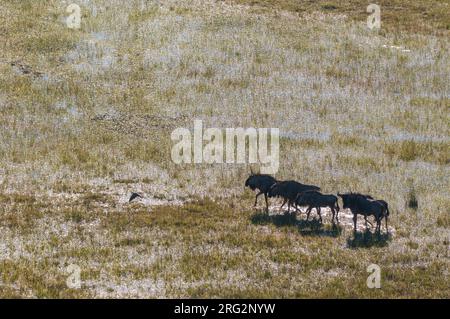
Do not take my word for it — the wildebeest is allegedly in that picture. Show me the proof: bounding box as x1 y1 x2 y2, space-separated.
337 193 389 233
245 173 278 213
361 195 390 232
268 181 320 214
354 194 375 228
295 191 340 223
376 199 390 231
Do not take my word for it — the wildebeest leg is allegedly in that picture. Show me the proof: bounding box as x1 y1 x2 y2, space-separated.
306 206 312 220
264 193 269 214
364 216 373 229
294 204 303 213
385 216 388 233
335 206 340 223
254 191 262 207
353 213 358 232
317 207 322 223
330 206 336 224
280 198 287 209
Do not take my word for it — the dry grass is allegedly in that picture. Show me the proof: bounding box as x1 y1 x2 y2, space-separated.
0 0 448 298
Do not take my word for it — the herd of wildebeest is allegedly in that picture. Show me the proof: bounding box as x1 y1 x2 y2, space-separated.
245 173 390 234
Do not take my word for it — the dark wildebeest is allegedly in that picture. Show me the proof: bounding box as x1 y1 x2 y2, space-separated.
360 195 390 232
376 199 390 232
351 194 390 231
295 191 340 223
354 194 375 229
268 181 320 214
337 193 389 233
245 173 277 213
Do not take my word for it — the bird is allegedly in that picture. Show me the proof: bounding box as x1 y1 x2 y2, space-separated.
129 192 142 202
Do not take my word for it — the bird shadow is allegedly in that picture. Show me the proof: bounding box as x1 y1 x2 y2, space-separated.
347 230 392 249
250 211 343 238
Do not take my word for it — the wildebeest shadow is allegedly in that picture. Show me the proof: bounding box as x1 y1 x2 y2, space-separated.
250 211 343 238
347 230 392 248
250 211 297 227
297 219 343 237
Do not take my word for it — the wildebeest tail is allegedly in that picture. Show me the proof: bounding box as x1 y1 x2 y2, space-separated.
380 200 390 216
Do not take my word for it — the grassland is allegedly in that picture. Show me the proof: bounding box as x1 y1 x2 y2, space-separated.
0 0 448 298
230 0 450 34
